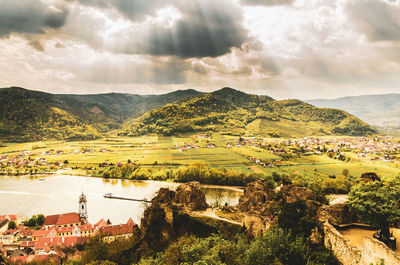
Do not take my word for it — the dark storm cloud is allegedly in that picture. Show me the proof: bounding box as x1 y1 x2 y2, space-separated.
71 0 248 58
0 0 69 37
345 0 400 41
241 0 295 6
136 0 248 58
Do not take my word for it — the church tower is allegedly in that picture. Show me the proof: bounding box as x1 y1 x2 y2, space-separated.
79 192 88 222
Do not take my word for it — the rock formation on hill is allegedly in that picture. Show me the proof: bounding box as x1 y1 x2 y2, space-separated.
151 182 208 211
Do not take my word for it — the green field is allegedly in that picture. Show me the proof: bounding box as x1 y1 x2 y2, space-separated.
2 134 400 181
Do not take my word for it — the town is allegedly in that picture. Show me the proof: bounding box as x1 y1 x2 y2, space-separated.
0 193 135 263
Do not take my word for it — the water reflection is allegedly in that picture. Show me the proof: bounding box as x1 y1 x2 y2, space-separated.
0 175 242 225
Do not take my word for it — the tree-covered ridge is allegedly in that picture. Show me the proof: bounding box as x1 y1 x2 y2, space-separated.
0 87 202 141
120 87 376 137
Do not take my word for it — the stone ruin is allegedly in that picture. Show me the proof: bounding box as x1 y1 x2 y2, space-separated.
151 181 208 211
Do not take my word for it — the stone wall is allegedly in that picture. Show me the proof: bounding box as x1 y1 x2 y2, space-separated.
323 222 361 265
360 236 400 265
323 222 400 265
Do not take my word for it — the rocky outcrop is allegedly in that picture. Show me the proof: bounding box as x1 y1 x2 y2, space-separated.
151 188 175 204
238 179 275 214
281 184 317 204
317 203 357 225
174 182 208 211
151 182 208 211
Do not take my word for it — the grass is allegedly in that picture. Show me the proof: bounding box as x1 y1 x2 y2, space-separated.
2 134 400 180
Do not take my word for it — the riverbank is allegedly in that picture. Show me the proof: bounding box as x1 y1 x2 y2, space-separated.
0 174 243 224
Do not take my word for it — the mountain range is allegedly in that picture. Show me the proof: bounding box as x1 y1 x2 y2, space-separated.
307 94 400 130
0 86 376 142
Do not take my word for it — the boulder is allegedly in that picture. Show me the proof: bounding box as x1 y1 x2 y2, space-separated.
317 203 356 225
174 182 208 211
281 184 317 204
238 179 275 213
151 188 175 204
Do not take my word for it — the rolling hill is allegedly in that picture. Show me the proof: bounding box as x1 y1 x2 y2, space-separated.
307 94 400 130
120 87 377 137
0 87 201 142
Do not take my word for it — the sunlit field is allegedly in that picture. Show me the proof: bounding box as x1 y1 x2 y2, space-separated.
2 134 400 180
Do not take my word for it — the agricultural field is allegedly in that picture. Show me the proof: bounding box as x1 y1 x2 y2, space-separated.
1 134 400 181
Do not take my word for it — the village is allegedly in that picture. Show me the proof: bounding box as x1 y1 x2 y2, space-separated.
1 135 400 178
0 193 135 263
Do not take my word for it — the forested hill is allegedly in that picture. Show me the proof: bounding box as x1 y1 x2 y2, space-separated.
307 94 400 130
0 87 201 142
120 87 377 137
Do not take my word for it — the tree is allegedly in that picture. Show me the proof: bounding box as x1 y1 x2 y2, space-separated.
7 220 16 230
347 179 400 241
37 214 45 226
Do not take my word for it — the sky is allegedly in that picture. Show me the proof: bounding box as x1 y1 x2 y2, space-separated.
0 0 399 99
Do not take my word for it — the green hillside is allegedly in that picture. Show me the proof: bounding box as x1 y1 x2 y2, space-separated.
0 87 201 142
307 94 400 130
0 87 100 142
120 87 377 137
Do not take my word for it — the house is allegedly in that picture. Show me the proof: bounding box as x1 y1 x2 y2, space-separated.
0 215 22 225
0 230 19 245
31 227 57 241
43 212 81 228
98 221 135 242
35 236 87 255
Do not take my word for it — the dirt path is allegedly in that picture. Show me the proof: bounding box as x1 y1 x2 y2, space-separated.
190 208 242 225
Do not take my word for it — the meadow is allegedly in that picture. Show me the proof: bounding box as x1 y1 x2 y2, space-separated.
1 134 400 181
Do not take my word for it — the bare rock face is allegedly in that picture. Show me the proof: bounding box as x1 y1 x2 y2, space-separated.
238 179 275 214
151 188 176 204
174 182 208 211
317 203 356 225
281 184 317 204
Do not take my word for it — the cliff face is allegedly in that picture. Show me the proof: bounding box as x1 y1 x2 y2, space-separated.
151 182 208 211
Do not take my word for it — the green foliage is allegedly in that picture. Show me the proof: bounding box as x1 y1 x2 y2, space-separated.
136 228 337 265
0 87 201 142
121 88 376 137
278 200 316 237
347 179 400 237
7 220 16 229
100 162 274 186
23 214 46 227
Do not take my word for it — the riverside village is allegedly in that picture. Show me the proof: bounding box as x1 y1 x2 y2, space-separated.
1 176 400 265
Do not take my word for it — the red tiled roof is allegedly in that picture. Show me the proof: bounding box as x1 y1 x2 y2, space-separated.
43 212 80 226
127 218 135 224
20 241 36 248
43 215 58 226
36 236 79 249
32 228 55 237
10 254 51 263
99 223 134 237
94 219 107 227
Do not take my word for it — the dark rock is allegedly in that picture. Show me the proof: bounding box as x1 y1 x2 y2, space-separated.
238 179 275 213
317 203 356 225
174 182 208 211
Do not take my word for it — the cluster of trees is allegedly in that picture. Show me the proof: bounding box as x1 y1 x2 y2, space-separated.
99 163 275 186
137 229 336 265
23 214 45 227
348 178 400 241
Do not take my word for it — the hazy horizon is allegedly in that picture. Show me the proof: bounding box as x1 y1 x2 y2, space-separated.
0 0 399 99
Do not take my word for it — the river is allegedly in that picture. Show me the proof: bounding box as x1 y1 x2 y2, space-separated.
0 175 243 225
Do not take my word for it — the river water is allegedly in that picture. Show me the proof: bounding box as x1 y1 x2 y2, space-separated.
0 175 243 225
